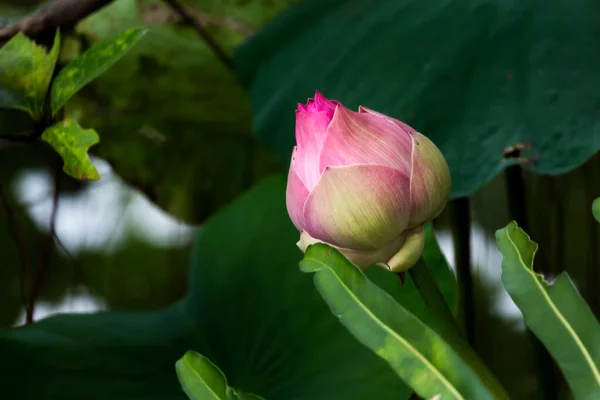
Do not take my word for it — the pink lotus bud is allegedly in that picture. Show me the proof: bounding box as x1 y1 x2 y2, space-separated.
286 92 451 272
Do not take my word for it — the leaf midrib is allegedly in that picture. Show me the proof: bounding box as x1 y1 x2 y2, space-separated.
504 231 600 386
305 257 464 400
186 360 224 400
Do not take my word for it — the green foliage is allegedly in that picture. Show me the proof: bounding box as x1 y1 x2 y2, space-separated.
3 0 599 398
0 176 461 399
236 0 600 198
0 176 408 399
182 175 412 399
300 244 499 400
41 119 100 180
0 306 190 399
176 351 229 400
0 30 60 119
51 28 148 114
496 221 600 399
69 0 281 223
176 351 264 400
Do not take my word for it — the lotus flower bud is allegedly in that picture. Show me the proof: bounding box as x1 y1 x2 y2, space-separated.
286 92 451 272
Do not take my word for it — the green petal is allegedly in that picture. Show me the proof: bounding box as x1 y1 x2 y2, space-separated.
303 164 410 250
409 132 451 228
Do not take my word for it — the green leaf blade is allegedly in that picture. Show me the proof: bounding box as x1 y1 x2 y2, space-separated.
0 30 60 119
175 351 266 400
300 244 494 400
41 119 100 180
593 198 600 223
51 28 147 114
236 0 600 198
175 351 229 400
495 221 600 399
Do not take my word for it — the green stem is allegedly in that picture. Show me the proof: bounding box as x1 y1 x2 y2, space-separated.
409 259 509 399
449 197 475 344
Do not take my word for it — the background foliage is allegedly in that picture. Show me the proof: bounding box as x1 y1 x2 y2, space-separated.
0 0 599 399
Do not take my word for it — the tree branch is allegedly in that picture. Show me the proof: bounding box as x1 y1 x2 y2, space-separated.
0 184 32 317
26 166 61 324
162 0 235 71
0 0 114 39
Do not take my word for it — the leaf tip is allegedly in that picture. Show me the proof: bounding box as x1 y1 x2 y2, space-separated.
592 197 600 223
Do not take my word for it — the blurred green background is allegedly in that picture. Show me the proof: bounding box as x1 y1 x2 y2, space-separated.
0 0 599 399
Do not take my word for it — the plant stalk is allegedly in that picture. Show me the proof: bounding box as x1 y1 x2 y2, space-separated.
409 259 509 399
449 197 475 344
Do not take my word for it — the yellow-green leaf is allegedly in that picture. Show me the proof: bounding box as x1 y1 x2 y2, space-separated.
0 30 60 119
41 119 100 181
50 28 147 114
496 221 600 400
175 351 265 400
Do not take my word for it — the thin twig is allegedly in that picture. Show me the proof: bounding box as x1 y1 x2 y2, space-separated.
26 166 61 324
162 0 235 71
53 233 75 264
0 0 114 39
0 184 31 314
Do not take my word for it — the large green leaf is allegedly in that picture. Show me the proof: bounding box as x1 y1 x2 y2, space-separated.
0 175 458 399
0 30 60 119
495 221 600 399
236 0 600 198
68 0 280 223
593 197 600 223
176 351 265 400
1 175 458 399
300 244 503 400
41 119 100 180
180 175 412 399
0 306 190 398
51 28 147 114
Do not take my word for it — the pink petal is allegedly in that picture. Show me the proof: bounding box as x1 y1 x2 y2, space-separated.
286 148 310 231
358 106 417 134
303 164 410 250
319 106 413 175
310 91 339 117
298 92 339 118
408 133 451 228
294 108 332 190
